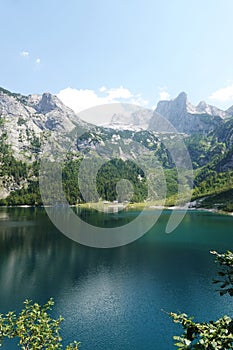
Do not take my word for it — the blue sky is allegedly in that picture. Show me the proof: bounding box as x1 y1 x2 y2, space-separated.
2 0 233 115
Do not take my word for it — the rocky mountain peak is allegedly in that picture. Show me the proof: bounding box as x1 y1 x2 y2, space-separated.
149 92 224 134
196 100 227 118
37 92 56 113
27 92 64 114
155 92 196 119
226 105 233 116
108 92 227 134
0 87 88 162
197 100 208 110
176 91 188 103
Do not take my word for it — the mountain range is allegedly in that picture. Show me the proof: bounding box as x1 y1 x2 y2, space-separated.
0 86 233 211
109 91 232 134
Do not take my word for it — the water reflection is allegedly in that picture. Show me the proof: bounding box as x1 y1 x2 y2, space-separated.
0 208 233 349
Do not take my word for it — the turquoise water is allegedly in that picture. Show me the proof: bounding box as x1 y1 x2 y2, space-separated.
0 207 233 349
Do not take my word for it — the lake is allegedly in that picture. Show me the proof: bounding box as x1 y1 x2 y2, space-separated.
0 207 233 349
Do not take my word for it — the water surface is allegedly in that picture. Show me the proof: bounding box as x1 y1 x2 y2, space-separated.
0 207 232 349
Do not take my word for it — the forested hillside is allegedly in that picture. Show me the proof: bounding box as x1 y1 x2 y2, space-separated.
0 87 233 211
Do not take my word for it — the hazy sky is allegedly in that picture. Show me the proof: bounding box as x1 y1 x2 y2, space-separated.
2 0 233 116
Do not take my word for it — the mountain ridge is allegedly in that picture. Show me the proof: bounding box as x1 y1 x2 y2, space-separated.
0 87 87 161
0 86 233 211
108 91 233 134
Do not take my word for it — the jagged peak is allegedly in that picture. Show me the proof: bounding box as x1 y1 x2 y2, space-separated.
226 105 233 115
157 91 189 105
197 100 208 108
156 91 196 114
39 92 59 112
155 93 227 118
196 100 227 118
26 91 72 114
176 91 188 101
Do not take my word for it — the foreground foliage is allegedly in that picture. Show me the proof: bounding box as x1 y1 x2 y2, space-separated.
170 250 233 349
0 298 80 349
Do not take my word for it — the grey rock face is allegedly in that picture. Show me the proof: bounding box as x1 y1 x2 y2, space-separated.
32 93 59 113
108 92 228 134
0 88 85 161
226 105 233 116
149 92 224 134
196 101 227 118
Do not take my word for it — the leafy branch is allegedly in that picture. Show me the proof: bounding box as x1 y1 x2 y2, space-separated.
170 250 233 349
0 298 80 349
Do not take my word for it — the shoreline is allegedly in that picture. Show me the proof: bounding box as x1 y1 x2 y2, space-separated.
76 201 233 215
0 202 232 216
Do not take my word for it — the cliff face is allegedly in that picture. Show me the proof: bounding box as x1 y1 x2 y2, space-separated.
148 92 226 134
1 87 233 207
0 87 89 199
0 88 86 161
108 92 231 135
226 105 233 116
2 88 232 156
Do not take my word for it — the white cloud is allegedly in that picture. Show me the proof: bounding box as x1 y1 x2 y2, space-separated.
209 84 233 103
158 90 170 101
99 86 107 92
20 51 29 57
106 86 132 100
57 88 109 114
57 86 148 114
35 58 41 64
